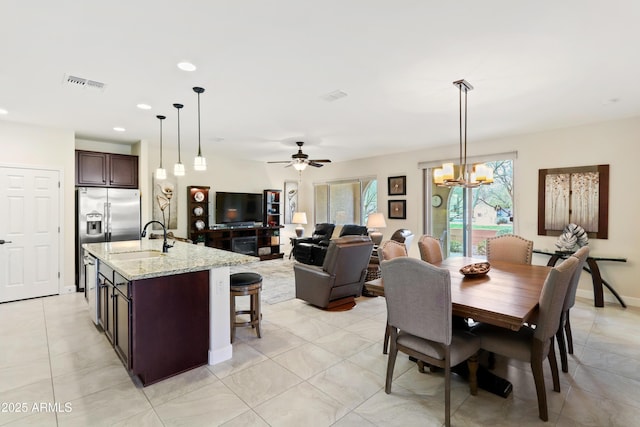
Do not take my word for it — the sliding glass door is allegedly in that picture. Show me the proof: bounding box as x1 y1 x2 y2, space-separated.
424 156 515 257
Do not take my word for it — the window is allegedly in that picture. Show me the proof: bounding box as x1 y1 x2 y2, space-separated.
314 177 377 225
421 153 516 257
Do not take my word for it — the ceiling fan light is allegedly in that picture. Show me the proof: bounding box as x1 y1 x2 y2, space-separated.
293 161 307 171
194 155 207 171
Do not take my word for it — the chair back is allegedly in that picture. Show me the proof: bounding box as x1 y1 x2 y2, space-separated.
322 235 374 284
312 223 336 241
417 235 443 264
486 234 533 264
381 257 452 345
377 240 408 261
339 224 368 237
534 256 579 342
390 229 414 250
563 246 589 311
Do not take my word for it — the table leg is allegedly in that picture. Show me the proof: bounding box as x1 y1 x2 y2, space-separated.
585 258 605 307
584 260 627 308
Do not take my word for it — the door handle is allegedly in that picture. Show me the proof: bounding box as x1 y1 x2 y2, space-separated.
0 240 12 244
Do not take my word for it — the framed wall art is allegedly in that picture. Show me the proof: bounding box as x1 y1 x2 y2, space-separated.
538 164 609 238
388 200 406 219
388 175 406 196
284 180 298 224
152 174 178 230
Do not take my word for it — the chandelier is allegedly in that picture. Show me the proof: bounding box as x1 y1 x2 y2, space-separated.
433 79 493 188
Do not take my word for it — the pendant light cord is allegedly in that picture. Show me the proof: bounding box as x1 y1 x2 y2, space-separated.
159 117 163 167
197 91 202 157
173 103 183 163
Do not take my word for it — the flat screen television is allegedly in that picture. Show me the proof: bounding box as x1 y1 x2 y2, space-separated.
215 192 263 224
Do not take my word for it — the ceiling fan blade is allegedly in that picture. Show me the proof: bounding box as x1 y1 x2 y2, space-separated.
267 161 292 164
308 162 325 167
308 159 332 163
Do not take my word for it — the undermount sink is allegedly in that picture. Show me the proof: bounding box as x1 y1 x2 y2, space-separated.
109 250 165 261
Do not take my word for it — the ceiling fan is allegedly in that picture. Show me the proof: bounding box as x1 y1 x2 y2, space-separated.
267 141 332 171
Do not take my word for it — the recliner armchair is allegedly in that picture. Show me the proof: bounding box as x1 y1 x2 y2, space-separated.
293 223 336 265
294 235 374 309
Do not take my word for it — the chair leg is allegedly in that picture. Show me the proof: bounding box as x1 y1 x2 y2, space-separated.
531 340 549 422
383 321 390 354
445 351 451 427
565 309 574 354
385 328 398 394
253 291 262 338
548 339 561 392
556 312 569 373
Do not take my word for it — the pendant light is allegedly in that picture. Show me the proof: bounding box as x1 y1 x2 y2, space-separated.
193 86 207 171
154 115 167 180
173 103 185 176
433 79 493 188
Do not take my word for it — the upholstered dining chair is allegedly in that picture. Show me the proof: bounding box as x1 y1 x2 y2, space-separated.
472 256 579 421
486 234 534 264
556 246 590 373
381 257 480 427
377 239 408 354
417 235 443 264
377 239 408 261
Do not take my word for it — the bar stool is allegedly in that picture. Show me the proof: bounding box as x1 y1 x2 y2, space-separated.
230 272 263 343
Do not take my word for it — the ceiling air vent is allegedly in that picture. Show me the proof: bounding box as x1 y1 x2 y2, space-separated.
321 90 348 102
63 74 106 91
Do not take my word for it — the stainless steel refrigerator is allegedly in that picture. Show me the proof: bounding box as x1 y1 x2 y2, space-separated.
76 187 141 290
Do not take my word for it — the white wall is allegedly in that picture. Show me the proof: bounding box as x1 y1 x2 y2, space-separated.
3 115 639 306
300 115 640 306
0 121 75 292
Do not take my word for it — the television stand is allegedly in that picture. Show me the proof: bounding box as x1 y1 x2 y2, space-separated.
192 225 284 261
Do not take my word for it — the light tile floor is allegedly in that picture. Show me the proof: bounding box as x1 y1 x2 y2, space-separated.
1 281 639 426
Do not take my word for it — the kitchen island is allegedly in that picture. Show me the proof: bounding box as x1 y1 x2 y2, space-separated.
83 240 254 386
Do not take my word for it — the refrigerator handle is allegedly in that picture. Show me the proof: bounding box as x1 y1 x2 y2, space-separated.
104 202 110 241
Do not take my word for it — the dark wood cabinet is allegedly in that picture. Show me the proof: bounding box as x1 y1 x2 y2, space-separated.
113 272 131 369
76 150 138 188
97 261 209 385
197 225 284 260
187 186 210 243
264 189 281 227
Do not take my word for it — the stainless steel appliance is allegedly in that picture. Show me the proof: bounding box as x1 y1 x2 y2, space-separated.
76 187 141 290
83 250 99 324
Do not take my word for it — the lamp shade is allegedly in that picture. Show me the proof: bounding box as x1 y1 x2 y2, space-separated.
292 211 307 237
292 212 308 225
366 212 387 229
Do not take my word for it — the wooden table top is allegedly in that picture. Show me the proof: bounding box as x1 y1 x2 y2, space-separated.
364 257 552 331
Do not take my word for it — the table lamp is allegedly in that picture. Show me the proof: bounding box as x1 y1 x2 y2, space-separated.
292 212 307 237
366 212 386 245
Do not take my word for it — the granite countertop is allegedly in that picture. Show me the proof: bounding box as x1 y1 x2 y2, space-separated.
83 240 255 281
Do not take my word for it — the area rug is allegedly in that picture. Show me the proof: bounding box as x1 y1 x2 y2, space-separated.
230 257 297 304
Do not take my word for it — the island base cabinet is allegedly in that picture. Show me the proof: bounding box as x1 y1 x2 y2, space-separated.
131 270 210 386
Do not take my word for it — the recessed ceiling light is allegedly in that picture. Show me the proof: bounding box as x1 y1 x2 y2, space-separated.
137 103 152 110
113 127 126 132
0 108 8 115
177 62 197 71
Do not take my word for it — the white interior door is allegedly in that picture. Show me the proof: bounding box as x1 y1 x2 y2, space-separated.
0 166 60 303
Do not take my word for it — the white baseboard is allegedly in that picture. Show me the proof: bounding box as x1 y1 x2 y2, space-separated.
576 289 637 308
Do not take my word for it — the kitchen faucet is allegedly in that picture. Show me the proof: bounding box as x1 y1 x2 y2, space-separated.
141 221 173 253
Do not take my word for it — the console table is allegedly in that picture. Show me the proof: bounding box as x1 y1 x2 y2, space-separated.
533 249 627 308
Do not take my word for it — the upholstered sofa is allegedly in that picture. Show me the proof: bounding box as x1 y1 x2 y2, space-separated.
294 235 374 309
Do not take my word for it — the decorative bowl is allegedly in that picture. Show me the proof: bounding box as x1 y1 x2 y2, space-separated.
460 262 491 277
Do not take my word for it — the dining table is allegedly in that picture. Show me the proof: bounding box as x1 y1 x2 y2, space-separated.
364 257 552 331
